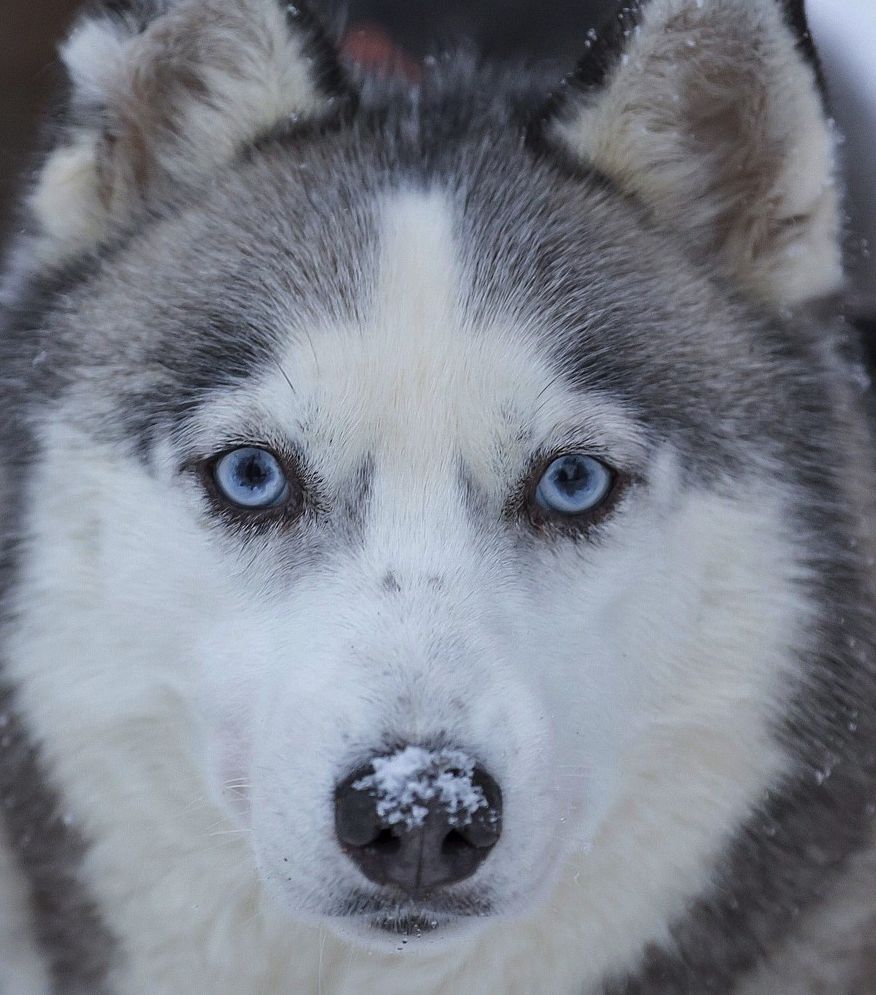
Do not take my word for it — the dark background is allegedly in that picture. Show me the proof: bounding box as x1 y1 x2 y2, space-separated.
0 0 77 239
0 0 873 338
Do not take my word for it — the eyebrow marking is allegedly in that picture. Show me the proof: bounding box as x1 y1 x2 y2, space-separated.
381 571 401 594
336 455 375 534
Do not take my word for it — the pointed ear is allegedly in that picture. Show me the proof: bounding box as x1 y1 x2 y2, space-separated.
541 0 842 309
29 0 351 266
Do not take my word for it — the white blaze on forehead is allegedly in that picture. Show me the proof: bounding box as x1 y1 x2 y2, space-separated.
209 187 646 504
349 187 543 475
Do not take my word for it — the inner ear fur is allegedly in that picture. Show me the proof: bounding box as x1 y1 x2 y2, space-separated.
28 0 350 267
543 0 842 310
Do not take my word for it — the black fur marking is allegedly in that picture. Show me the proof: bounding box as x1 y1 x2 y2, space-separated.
279 0 356 106
523 112 622 194
527 0 644 149
527 2 650 170
247 99 358 158
568 1 644 93
381 571 401 594
856 312 876 378
779 0 828 97
336 457 375 535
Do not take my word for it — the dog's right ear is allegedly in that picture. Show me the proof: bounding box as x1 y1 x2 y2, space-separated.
29 0 350 267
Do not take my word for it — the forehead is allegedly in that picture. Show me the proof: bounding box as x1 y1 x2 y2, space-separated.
67 111 794 472
188 187 648 487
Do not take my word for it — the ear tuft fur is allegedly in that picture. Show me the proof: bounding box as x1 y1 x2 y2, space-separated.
542 0 843 309
29 0 351 267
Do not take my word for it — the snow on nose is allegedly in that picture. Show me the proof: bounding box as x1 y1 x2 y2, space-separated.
334 746 502 896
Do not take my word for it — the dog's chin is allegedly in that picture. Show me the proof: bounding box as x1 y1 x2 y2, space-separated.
325 896 495 951
330 913 485 952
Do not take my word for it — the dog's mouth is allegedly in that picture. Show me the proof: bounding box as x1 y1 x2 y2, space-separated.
334 890 494 941
369 912 445 937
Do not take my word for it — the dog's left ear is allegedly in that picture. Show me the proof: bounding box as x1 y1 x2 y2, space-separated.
541 0 841 309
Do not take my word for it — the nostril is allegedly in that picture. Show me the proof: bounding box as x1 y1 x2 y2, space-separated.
335 786 382 848
370 828 401 855
453 814 501 849
440 828 470 857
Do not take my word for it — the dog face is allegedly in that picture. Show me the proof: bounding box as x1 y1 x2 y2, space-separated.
5 0 863 965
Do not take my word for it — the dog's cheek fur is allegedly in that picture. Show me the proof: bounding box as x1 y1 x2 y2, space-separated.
498 469 810 988
2 421 322 992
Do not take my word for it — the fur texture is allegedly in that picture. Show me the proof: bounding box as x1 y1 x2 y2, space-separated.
548 0 842 308
1 1 874 993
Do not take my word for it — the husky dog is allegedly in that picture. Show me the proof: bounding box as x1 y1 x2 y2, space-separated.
1 0 874 992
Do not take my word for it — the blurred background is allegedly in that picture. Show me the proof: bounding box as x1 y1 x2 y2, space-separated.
0 0 873 329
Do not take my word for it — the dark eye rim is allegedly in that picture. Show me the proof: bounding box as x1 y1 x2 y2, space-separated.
521 451 626 534
196 444 306 522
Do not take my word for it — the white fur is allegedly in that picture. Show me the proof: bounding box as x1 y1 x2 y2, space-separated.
2 191 817 993
61 14 131 105
28 137 106 268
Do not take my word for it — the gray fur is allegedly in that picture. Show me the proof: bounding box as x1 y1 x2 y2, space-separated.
0 263 118 993
0 0 874 992
0 689 116 994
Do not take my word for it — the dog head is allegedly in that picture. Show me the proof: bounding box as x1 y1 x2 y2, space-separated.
11 0 870 967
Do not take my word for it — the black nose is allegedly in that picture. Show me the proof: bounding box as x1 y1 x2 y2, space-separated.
334 746 502 897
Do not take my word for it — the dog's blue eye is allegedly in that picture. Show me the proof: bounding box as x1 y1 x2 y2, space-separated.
534 454 614 515
213 447 289 509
